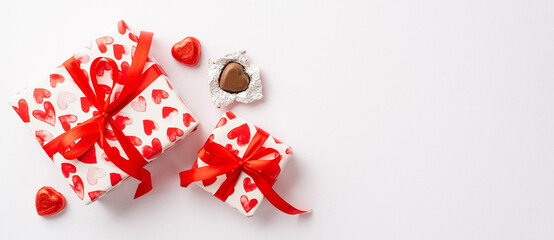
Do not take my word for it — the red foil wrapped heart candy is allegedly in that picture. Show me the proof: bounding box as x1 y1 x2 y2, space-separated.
171 37 201 66
35 186 66 216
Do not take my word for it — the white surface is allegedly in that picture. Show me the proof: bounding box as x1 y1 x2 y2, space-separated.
1 0 554 239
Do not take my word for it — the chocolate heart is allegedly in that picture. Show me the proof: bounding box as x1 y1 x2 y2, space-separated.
171 37 201 66
219 63 250 93
35 186 66 216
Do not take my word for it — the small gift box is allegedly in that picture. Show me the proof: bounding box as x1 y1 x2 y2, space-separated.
9 20 199 204
180 112 307 216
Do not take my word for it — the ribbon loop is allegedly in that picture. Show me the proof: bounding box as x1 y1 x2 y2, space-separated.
43 31 163 199
88 57 120 110
179 129 309 215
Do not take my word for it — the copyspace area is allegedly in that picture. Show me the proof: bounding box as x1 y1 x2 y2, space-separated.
1 1 554 239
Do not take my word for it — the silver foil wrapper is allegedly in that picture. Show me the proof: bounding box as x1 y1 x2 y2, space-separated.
208 51 262 107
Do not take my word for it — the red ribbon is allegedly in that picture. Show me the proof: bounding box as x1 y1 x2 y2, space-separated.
179 128 309 215
43 31 163 199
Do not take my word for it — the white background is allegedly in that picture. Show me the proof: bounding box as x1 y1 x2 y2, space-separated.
1 0 554 239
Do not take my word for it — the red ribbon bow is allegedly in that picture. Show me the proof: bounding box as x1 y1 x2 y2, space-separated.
43 31 163 199
179 128 309 215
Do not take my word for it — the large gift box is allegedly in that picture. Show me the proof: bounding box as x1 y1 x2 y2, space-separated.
9 20 199 204
180 112 307 216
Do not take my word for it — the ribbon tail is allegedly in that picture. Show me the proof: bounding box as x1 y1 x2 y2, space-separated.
134 176 153 199
246 170 310 215
98 136 152 199
108 119 147 167
105 120 152 199
213 169 241 201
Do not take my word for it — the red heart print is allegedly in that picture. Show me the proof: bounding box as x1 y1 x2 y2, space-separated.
167 127 184 142
49 74 65 88
12 99 30 123
95 36 114 53
114 114 133 130
60 163 76 178
225 144 239 155
182 113 196 127
208 134 215 141
127 135 143 146
240 195 258 213
143 119 159 136
243 177 257 192
74 52 90 64
59 114 77 131
113 44 127 60
226 112 236 120
88 190 106 202
129 33 138 42
70 175 85 200
87 167 106 185
162 106 178 119
32 101 56 126
286 147 292 155
33 88 51 104
216 117 227 128
152 89 169 105
80 97 92 113
77 147 97 164
117 20 128 34
113 91 122 100
131 96 147 112
35 130 53 146
35 186 66 216
57 91 76 110
227 124 251 147
117 61 130 84
142 138 162 159
110 173 122 186
95 60 112 77
171 36 201 66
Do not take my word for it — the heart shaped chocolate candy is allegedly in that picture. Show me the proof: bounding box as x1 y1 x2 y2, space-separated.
219 63 250 93
36 186 66 216
171 37 201 66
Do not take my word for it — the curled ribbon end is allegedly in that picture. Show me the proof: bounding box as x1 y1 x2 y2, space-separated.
285 208 312 215
301 209 313 215
133 183 152 199
179 171 192 188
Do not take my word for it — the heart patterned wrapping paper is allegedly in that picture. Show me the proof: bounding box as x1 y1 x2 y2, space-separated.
9 20 199 204
181 112 302 217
